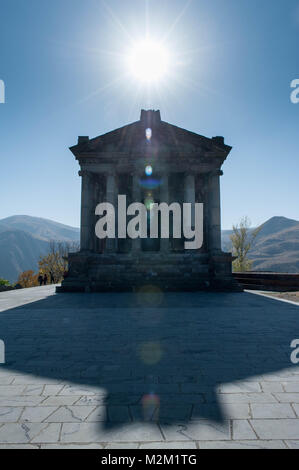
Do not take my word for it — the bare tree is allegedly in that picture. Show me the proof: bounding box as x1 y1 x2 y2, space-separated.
230 217 261 272
39 240 79 283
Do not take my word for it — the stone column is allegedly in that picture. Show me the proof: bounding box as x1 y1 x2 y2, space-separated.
105 172 118 253
160 173 170 252
184 173 195 227
131 173 141 253
93 176 102 253
208 170 222 252
79 170 94 252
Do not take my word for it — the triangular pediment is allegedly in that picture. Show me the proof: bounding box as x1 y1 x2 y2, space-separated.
70 110 232 161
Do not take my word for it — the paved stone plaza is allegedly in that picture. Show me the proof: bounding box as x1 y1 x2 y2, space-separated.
0 286 299 449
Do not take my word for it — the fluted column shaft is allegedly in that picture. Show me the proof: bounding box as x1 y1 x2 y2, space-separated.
80 170 94 252
131 173 142 253
208 170 222 252
160 173 170 253
184 173 195 228
105 173 118 253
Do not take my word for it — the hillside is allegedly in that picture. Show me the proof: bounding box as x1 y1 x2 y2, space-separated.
0 215 79 282
0 214 298 283
0 215 80 242
222 216 299 273
0 230 49 282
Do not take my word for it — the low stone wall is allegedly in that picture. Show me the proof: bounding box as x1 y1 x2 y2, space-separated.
233 272 299 292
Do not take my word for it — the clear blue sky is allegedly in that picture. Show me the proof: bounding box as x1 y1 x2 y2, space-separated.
0 0 298 229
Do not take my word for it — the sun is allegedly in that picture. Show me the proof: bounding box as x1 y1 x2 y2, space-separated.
127 40 170 83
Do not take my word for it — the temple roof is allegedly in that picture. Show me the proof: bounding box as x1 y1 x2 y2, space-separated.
70 110 232 161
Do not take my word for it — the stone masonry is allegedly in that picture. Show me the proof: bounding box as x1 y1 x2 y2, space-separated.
58 110 240 292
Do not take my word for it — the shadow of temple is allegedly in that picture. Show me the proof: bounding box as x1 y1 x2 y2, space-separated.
0 290 298 430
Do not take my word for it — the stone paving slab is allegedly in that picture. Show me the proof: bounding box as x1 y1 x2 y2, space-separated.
232 420 256 440
160 420 231 441
251 404 296 419
60 423 163 443
0 286 299 448
197 440 287 449
251 419 299 440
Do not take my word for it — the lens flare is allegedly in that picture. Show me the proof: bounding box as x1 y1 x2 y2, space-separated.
139 177 161 190
139 341 163 365
136 284 164 307
145 165 153 176
145 128 152 141
144 196 154 210
141 393 160 421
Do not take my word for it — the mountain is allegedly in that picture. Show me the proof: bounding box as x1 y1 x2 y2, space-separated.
249 216 299 272
222 216 299 273
0 214 298 283
0 216 79 283
0 230 49 283
255 216 299 238
0 215 80 242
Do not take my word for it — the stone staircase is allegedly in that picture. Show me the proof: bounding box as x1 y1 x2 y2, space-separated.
87 253 211 291
57 252 242 293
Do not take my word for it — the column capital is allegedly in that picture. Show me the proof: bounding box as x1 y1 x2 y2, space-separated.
209 169 223 177
78 169 93 177
183 171 194 177
105 169 117 177
131 169 144 178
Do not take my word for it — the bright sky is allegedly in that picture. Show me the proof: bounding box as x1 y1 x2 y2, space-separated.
0 0 298 229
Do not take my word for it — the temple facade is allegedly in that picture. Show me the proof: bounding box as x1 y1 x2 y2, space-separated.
58 110 240 292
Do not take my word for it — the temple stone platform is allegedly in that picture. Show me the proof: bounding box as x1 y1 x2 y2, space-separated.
0 286 299 449
58 252 240 293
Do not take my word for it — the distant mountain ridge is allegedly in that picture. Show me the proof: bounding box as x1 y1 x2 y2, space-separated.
0 215 80 242
222 216 299 273
0 215 79 282
0 230 49 283
0 214 298 283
